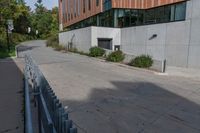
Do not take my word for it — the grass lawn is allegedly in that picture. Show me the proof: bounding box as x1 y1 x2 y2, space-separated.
0 47 16 59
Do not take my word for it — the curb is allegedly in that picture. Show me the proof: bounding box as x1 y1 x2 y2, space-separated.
68 52 165 75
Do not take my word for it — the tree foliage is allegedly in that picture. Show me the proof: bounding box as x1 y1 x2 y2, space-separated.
29 1 59 38
0 0 59 47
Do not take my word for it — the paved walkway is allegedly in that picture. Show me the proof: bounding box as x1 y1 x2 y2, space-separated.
0 58 24 133
19 40 200 133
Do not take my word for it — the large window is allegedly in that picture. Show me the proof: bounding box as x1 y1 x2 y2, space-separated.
66 2 187 30
100 10 114 27
144 2 186 24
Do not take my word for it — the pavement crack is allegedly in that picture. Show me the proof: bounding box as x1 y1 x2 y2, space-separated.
168 114 185 122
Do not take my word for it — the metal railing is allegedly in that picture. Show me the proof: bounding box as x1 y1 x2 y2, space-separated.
24 54 77 133
24 67 33 133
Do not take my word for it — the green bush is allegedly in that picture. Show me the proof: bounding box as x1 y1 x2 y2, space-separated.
46 35 66 51
106 50 125 62
46 34 59 47
129 55 153 68
54 45 65 51
89 47 105 57
68 47 78 53
78 51 89 56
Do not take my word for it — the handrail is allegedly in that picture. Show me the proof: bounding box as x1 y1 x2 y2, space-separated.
24 69 33 133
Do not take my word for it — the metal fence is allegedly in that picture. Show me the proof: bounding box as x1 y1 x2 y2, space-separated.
24 54 77 133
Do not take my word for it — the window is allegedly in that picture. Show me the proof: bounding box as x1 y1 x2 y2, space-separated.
154 7 165 23
175 2 186 21
170 5 175 21
145 9 155 24
103 0 112 11
124 10 131 27
96 0 99 6
78 0 80 16
88 0 91 10
99 10 114 27
130 10 138 26
68 0 70 21
83 0 86 13
74 0 77 17
117 9 125 27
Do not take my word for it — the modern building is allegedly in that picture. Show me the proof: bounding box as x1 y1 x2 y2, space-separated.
59 0 187 30
59 0 200 72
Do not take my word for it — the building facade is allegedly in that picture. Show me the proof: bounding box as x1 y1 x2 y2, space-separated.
59 0 187 30
59 0 200 72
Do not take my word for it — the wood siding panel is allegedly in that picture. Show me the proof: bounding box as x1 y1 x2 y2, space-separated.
112 0 186 8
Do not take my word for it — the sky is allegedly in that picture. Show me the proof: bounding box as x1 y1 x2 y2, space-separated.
25 0 58 10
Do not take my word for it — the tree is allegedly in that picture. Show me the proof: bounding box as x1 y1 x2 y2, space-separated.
0 0 59 45
51 7 59 34
30 0 59 38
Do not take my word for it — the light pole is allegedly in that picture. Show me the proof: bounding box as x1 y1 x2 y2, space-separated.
6 19 14 51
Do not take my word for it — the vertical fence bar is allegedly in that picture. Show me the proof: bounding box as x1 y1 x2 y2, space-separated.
25 54 77 133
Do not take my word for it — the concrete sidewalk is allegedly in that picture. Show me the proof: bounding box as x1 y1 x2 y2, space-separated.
0 58 24 133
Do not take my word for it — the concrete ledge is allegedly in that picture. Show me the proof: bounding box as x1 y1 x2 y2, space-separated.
166 66 200 80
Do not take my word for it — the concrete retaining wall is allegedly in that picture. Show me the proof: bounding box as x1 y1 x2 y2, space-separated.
121 0 200 70
121 21 191 70
59 27 92 52
59 27 121 52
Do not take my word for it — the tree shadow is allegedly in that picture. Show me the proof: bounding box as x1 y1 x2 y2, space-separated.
61 81 200 133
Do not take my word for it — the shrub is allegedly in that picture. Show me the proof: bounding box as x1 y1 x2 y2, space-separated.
68 47 78 53
46 34 66 51
78 51 89 56
89 47 105 57
106 50 125 62
46 35 59 47
54 45 65 51
129 55 153 68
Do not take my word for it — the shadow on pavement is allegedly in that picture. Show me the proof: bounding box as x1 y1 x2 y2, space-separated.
0 58 24 133
62 81 200 133
17 45 39 57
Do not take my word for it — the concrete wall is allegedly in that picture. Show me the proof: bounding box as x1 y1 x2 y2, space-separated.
121 0 200 70
59 27 92 52
91 27 121 50
59 26 121 52
187 0 200 69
